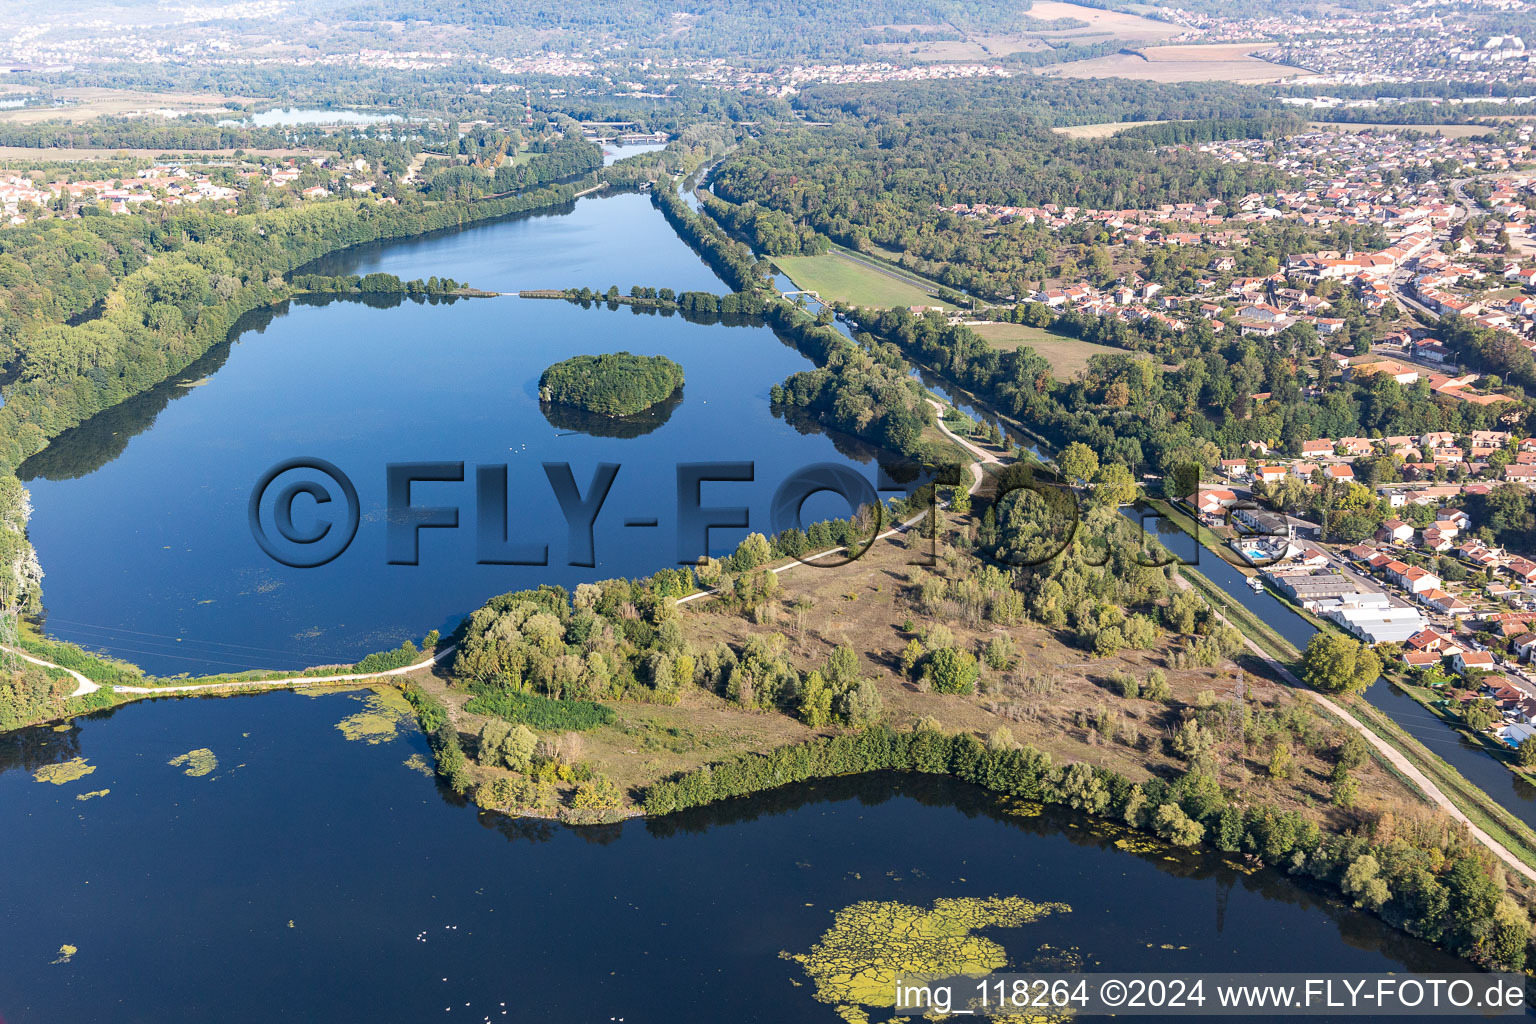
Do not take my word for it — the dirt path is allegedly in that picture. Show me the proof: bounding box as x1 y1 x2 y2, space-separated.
10 644 456 700
927 397 999 494
1176 574 1536 884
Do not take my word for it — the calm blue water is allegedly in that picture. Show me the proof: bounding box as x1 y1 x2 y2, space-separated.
0 691 1475 1024
20 193 886 675
603 141 667 166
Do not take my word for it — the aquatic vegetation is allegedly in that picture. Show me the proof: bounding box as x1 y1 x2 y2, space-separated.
786 896 1069 1022
51 944 77 964
168 748 218 777
336 687 414 744
33 758 96 785
75 789 109 801
402 753 434 777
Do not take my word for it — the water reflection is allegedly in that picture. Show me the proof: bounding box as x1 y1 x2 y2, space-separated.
540 388 683 439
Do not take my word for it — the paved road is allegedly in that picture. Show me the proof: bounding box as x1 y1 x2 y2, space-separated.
9 643 457 699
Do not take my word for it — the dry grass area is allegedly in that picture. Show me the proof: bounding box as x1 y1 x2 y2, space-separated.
645 524 1421 823
971 322 1137 376
411 519 1429 825
1052 119 1175 139
0 88 263 124
1045 44 1306 82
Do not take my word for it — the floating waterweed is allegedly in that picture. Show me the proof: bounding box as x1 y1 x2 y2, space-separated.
50 944 77 964
336 687 414 744
33 758 96 785
75 789 109 802
168 748 218 777
785 896 1070 1023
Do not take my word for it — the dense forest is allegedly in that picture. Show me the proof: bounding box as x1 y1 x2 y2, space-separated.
0 182 582 474
709 115 1296 299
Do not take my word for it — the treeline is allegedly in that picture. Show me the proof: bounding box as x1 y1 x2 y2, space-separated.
0 118 294 151
842 304 1514 481
424 130 602 200
642 723 1530 969
790 75 1287 128
650 181 769 293
290 272 468 294
401 682 473 795
0 182 579 474
708 116 1294 300
556 285 772 319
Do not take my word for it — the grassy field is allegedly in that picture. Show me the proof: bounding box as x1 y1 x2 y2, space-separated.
1309 121 1496 138
1025 1 1184 42
773 252 949 309
970 321 1132 376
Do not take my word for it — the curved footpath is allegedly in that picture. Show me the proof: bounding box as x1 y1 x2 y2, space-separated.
1178 575 1536 885
927 397 998 495
7 643 456 700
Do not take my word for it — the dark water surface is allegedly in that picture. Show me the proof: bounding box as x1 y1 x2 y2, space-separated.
20 193 884 675
0 692 1479 1024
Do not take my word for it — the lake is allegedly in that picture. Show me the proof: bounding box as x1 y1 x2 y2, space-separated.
0 690 1477 1023
19 191 891 676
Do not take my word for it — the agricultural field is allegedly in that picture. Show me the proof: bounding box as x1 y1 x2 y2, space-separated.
971 322 1134 376
1025 1 1187 43
868 2 1184 61
773 252 951 310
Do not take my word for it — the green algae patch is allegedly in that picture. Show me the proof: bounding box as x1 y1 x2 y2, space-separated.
51 944 77 964
786 896 1070 1022
335 687 414 744
402 752 433 777
33 758 96 785
168 748 218 777
75 789 109 802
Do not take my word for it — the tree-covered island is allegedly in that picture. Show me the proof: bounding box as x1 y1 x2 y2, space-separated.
538 352 685 417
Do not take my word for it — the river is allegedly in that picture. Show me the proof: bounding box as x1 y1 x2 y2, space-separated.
18 190 889 676
0 689 1477 1023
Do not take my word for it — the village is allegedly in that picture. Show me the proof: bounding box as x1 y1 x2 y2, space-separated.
1184 423 1536 755
0 152 389 224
